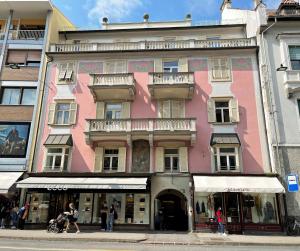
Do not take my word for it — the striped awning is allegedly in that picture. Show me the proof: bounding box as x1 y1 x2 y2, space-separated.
44 134 73 146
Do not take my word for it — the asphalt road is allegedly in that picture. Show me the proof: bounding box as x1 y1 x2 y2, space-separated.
0 239 299 251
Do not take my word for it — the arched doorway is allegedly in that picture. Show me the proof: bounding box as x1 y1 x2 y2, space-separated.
154 189 188 231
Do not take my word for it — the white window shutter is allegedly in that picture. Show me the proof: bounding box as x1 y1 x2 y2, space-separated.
121 102 131 119
105 61 115 73
69 102 78 125
96 102 105 119
48 103 56 125
155 147 164 172
229 98 239 122
178 58 188 72
154 59 163 72
58 64 67 81
116 61 126 73
94 147 103 172
158 101 163 118
162 100 171 118
207 98 216 123
179 147 188 173
172 100 184 118
118 147 126 172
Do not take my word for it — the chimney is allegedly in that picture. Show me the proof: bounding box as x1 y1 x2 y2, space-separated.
143 13 149 22
102 17 108 29
221 0 232 11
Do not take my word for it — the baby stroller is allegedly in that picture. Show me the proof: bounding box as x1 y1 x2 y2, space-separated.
47 213 67 233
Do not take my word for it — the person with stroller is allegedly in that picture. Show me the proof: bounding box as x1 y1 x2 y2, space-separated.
65 203 80 233
47 211 67 233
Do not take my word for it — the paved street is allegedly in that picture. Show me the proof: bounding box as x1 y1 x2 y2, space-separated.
0 239 299 251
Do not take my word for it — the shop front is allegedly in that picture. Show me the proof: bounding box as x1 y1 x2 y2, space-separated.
16 176 150 229
0 172 23 205
193 176 285 234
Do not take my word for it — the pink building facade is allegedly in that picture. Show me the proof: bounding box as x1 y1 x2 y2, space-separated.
18 20 285 233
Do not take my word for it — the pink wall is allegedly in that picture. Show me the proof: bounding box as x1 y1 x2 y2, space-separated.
36 57 264 175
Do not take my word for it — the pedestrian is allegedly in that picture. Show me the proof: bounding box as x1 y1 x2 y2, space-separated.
65 203 80 233
10 205 19 229
18 203 29 230
100 202 108 231
216 207 226 236
107 204 115 232
0 202 8 229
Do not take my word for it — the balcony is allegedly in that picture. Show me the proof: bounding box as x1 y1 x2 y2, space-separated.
148 72 194 99
89 73 135 101
85 118 196 145
49 38 256 53
283 70 300 98
8 30 45 40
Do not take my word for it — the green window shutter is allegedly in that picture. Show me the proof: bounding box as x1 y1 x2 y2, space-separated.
96 102 105 119
94 147 104 172
179 147 188 173
229 98 239 122
69 102 78 125
118 147 126 172
48 103 56 125
155 147 164 173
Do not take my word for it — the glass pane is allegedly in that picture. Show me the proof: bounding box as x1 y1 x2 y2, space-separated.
65 148 70 154
55 111 63 124
47 148 63 153
223 109 230 122
45 156 53 168
125 194 134 224
229 156 236 170
173 157 179 170
164 157 171 170
291 60 300 70
165 149 178 154
226 193 240 223
1 88 20 105
106 111 113 119
21 89 36 105
54 156 62 169
112 157 118 170
104 157 110 170
220 148 235 153
63 155 69 171
63 111 70 124
220 156 227 170
57 103 70 111
215 102 228 108
115 111 121 119
216 109 222 122
289 46 300 60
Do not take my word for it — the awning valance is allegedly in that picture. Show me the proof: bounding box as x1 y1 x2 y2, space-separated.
210 133 240 146
44 134 73 146
193 176 285 193
0 172 23 194
16 177 148 190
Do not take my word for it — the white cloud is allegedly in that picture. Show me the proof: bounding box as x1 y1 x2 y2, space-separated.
88 0 143 23
263 0 281 9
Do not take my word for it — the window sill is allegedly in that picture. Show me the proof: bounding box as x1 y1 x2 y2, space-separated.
0 104 34 107
210 79 232 83
48 124 74 127
214 170 241 173
210 122 238 125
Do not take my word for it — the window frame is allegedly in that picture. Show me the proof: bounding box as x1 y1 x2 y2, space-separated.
103 149 119 171
54 103 71 125
105 103 122 120
210 57 231 82
288 45 300 70
164 148 179 172
5 49 41 67
57 62 75 84
163 60 179 73
213 146 240 172
44 147 71 172
215 100 230 123
0 87 36 105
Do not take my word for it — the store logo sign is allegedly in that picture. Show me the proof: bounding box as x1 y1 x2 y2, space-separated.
46 185 68 191
287 174 299 192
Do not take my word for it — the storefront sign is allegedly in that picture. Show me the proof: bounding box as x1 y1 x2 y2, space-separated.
287 174 299 192
226 188 250 192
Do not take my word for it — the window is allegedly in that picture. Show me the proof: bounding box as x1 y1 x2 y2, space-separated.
1 87 36 105
215 101 230 123
158 100 185 118
105 103 122 119
210 58 231 81
6 50 41 67
44 147 70 171
55 103 70 125
214 147 239 172
298 100 300 115
289 46 300 70
58 63 75 83
103 149 119 171
48 102 77 126
164 149 179 172
104 60 126 74
163 60 179 73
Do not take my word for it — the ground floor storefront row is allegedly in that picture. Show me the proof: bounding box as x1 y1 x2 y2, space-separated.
13 174 285 234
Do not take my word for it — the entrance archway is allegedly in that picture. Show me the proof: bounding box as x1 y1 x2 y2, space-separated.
154 189 188 231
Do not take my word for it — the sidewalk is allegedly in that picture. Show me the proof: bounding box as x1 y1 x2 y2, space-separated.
0 229 299 246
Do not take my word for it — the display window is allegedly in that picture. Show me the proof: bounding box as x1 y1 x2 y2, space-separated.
26 193 50 223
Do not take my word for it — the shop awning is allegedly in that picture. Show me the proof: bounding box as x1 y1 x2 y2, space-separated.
210 133 240 146
44 134 73 146
193 176 285 193
0 172 23 194
16 177 148 190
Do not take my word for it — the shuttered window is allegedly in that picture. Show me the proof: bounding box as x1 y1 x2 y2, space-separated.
210 57 231 81
158 100 185 118
289 46 300 70
6 50 41 66
207 98 239 123
104 60 126 73
48 101 78 125
58 63 75 84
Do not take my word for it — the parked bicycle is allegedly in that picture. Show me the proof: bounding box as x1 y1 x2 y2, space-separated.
286 216 300 236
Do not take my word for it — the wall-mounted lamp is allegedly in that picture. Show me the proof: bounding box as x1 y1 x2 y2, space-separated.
276 64 288 72
9 63 20 69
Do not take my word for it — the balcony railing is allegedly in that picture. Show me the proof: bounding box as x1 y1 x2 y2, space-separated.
87 118 196 133
8 30 45 40
49 38 256 53
283 70 300 97
149 72 194 85
91 73 135 86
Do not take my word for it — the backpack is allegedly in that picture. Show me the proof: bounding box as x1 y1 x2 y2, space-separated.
73 209 79 219
114 210 118 220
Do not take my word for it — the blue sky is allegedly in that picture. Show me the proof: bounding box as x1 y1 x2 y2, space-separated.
52 0 282 28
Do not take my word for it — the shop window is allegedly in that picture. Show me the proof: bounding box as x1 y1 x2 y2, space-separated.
1 87 36 105
289 46 300 70
77 193 93 224
44 147 70 172
163 60 179 72
105 103 122 120
214 147 239 172
225 193 240 223
242 193 278 224
164 149 179 172
26 193 50 223
103 149 119 171
210 57 231 81
125 194 134 223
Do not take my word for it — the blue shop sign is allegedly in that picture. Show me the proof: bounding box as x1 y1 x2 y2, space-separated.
287 174 299 192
